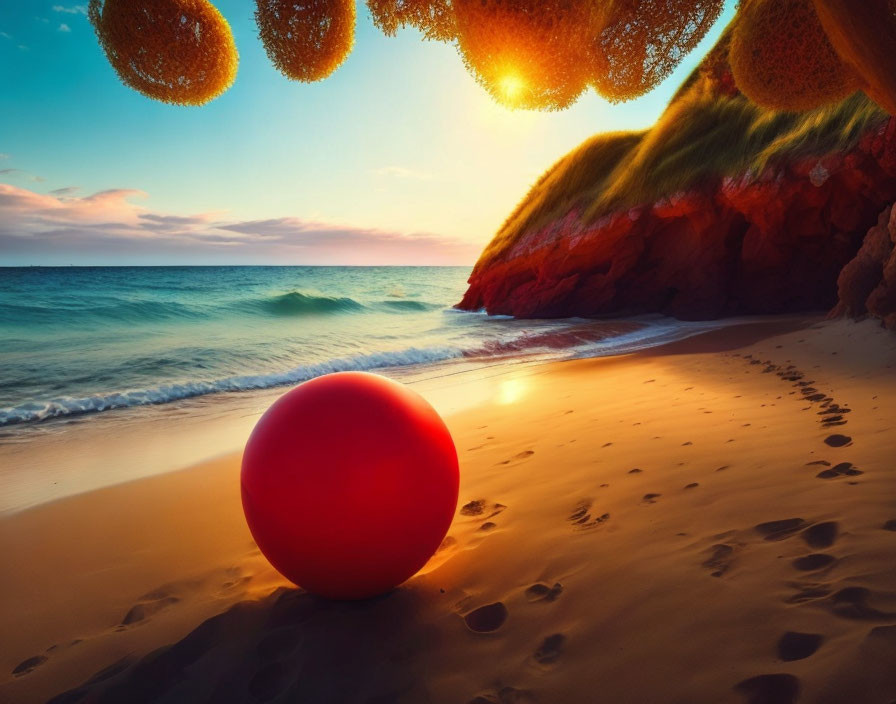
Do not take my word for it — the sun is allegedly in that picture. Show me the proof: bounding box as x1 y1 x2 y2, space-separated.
498 73 526 105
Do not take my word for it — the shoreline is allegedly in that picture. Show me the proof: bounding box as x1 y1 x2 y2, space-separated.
3 316 896 703
0 314 741 516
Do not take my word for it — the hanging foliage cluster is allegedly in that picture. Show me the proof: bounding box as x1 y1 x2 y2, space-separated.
729 0 861 111
255 0 356 83
87 0 238 106
589 0 725 103
367 0 456 41
452 0 592 111
811 0 896 116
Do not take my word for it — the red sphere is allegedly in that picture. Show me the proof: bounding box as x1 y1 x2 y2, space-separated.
241 371 459 599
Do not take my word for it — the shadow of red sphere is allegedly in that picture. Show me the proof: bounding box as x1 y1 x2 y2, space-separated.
241 371 459 600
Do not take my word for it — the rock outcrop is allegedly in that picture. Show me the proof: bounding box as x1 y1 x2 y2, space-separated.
832 201 896 329
459 118 896 323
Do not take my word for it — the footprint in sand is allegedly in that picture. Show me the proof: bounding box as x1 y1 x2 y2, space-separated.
498 450 534 465
460 500 507 519
785 582 832 604
525 583 563 603
829 587 896 620
12 655 47 677
532 634 566 665
734 673 800 704
816 462 862 479
121 591 181 626
684 482 699 490
642 493 661 504
776 632 823 662
464 602 508 633
882 520 896 531
702 543 736 577
219 568 252 596
754 518 807 542
792 553 837 572
801 522 838 549
823 434 852 447
567 500 609 531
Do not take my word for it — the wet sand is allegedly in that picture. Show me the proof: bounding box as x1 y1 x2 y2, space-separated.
2 317 896 704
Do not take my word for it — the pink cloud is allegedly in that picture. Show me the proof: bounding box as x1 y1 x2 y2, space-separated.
0 183 479 265
0 184 147 222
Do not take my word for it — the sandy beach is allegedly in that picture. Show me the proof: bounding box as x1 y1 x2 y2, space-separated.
2 316 896 704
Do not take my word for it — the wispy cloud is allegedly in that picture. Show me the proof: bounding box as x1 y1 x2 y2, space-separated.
58 23 71 32
1 168 46 183
49 186 81 198
52 4 87 14
0 31 11 39
0 184 478 265
0 154 9 160
372 165 433 180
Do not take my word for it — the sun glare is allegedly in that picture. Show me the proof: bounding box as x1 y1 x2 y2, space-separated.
496 378 528 405
499 73 525 105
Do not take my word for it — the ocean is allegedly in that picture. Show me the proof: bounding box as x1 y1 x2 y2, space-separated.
0 266 722 511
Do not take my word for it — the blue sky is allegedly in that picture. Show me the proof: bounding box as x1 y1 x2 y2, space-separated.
0 1 735 265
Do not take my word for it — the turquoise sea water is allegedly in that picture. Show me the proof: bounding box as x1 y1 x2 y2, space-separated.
0 266 719 430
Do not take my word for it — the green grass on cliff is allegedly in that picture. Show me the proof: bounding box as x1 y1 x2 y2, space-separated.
482 64 886 268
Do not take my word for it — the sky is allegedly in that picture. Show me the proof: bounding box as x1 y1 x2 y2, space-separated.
0 1 735 266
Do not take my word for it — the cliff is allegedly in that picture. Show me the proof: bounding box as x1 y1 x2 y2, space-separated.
458 32 896 327
831 201 896 328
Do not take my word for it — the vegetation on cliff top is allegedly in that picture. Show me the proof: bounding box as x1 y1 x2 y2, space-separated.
479 29 886 269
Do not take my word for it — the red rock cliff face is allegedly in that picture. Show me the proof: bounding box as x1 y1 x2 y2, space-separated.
831 201 896 329
459 118 896 321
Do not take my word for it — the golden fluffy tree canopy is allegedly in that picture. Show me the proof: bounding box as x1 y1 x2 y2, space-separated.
366 0 456 42
255 0 355 83
589 0 724 103
811 0 896 115
452 0 592 111
729 0 861 112
87 0 238 106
